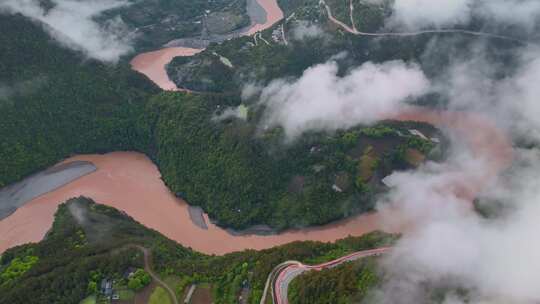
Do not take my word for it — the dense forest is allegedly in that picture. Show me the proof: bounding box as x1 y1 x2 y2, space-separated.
0 12 443 230
0 198 170 304
142 92 443 229
124 0 250 50
288 257 380 304
0 2 533 304
2 0 518 233
323 0 392 31
166 0 416 92
97 0 249 51
167 0 523 95
0 198 396 304
0 14 158 188
288 255 472 304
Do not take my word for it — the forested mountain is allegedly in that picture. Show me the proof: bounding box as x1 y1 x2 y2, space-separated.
288 257 380 304
166 0 412 92
97 0 250 50
0 14 158 188
0 197 395 304
167 0 523 94
1 0 538 303
143 92 443 229
0 11 441 230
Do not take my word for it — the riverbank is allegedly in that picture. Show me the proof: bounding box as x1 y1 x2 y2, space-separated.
0 161 96 220
0 151 401 254
130 0 284 91
130 47 203 91
0 0 291 256
0 0 514 256
0 106 513 255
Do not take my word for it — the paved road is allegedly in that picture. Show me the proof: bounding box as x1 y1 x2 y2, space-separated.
264 247 391 304
257 5 523 304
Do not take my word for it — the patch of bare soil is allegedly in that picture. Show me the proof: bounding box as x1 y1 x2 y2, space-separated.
134 282 157 304
190 285 213 304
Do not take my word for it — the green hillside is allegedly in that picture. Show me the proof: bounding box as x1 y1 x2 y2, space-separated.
0 12 442 230
100 0 250 51
0 197 395 304
0 14 158 188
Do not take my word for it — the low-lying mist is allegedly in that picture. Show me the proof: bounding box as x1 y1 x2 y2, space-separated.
0 0 134 62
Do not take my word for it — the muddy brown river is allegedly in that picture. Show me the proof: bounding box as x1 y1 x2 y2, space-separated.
130 0 284 90
0 106 513 255
0 152 404 254
130 47 203 91
0 0 514 255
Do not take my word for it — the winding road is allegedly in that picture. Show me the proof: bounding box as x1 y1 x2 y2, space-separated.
0 2 524 304
118 245 179 304
130 3 524 304
138 246 179 304
259 106 513 304
259 6 521 303
0 4 517 304
262 248 390 304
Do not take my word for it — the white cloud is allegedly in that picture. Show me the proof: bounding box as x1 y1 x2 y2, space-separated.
387 0 540 31
0 0 134 62
496 49 540 142
258 60 430 139
377 151 540 302
372 38 540 303
291 21 326 40
391 0 472 29
429 43 540 144
253 3 540 300
481 0 540 31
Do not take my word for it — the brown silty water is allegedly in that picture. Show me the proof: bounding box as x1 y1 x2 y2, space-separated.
130 47 203 91
0 0 514 255
0 107 513 255
130 0 284 91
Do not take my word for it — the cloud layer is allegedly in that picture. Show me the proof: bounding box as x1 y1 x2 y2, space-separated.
387 0 540 31
371 33 540 304
258 60 429 139
391 0 471 29
0 0 133 62
375 146 540 303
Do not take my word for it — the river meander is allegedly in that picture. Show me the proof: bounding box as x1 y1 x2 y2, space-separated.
0 1 513 255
